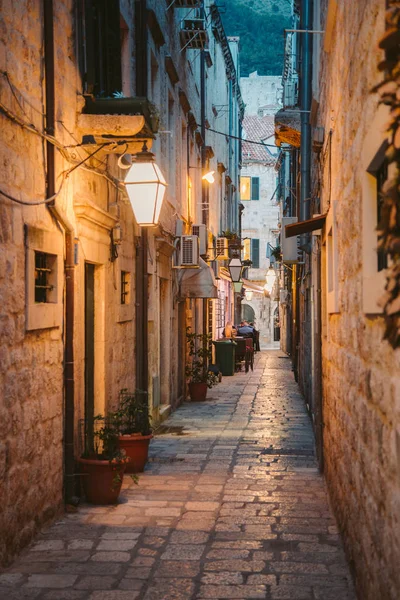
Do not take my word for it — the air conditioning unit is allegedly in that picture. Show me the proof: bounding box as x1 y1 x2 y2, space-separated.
282 217 299 264
179 235 199 267
192 224 207 255
216 237 229 260
211 260 221 279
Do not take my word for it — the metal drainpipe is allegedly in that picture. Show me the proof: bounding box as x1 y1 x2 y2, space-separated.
135 0 149 394
44 0 75 504
300 0 313 249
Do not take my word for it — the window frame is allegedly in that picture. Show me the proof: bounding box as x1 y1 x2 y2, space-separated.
251 238 260 269
78 0 123 98
26 226 63 331
361 105 391 314
251 177 260 200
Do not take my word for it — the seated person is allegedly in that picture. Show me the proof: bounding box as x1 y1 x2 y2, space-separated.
237 321 254 338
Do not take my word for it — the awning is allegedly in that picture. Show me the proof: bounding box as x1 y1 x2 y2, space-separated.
241 278 265 294
274 108 301 148
285 214 327 238
180 258 218 299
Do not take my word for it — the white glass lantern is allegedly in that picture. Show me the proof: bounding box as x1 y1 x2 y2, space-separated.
202 170 215 183
124 144 167 226
264 266 276 293
228 257 243 282
245 289 253 301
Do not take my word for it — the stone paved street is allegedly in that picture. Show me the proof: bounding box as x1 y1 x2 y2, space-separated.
0 351 356 600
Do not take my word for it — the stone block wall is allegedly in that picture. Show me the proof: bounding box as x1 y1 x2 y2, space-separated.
318 1 400 598
0 0 65 566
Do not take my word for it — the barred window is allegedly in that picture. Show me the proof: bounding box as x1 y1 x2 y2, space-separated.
34 252 57 304
120 271 131 305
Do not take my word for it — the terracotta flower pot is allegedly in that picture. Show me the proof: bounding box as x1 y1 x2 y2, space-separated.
78 457 127 505
118 434 153 473
188 382 208 401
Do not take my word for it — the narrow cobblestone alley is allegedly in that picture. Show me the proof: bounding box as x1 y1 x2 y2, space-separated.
0 352 356 600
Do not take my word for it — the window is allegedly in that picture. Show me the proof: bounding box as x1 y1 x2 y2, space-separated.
240 176 251 201
34 252 57 304
361 119 390 314
375 159 388 272
120 271 130 305
323 206 339 314
243 239 251 261
240 176 260 201
251 239 260 269
78 0 122 97
26 226 63 331
251 177 260 200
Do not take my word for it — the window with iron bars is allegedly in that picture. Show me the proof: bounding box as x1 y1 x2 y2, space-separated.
376 160 388 272
120 270 131 304
35 251 56 303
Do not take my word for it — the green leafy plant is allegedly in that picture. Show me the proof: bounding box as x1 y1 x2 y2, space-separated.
185 327 218 388
82 415 132 488
271 245 282 262
113 389 152 436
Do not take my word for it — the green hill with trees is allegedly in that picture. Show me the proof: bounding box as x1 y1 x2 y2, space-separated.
220 0 291 76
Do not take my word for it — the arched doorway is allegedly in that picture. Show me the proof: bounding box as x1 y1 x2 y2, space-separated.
242 303 255 323
273 306 280 341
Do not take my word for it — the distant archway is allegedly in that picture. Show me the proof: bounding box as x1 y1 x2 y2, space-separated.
241 303 255 324
273 306 280 341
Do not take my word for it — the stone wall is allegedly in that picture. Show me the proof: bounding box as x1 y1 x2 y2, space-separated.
318 1 400 598
0 0 65 566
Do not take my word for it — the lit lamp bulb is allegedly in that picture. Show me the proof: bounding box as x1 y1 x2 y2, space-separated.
264 266 276 293
123 143 167 226
202 170 215 184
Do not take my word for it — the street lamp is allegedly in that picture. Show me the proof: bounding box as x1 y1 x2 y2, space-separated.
202 170 215 183
228 257 243 282
245 289 253 301
264 266 276 294
123 143 167 226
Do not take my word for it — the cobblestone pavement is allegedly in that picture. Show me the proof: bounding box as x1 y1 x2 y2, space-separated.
0 351 356 600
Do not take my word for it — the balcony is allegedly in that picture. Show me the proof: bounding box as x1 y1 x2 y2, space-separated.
77 97 159 155
180 19 208 50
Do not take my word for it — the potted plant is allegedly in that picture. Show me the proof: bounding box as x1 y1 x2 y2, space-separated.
185 327 218 401
221 229 243 258
78 415 130 505
113 390 153 473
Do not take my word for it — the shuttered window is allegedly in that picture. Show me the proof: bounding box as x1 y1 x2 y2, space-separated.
251 177 260 200
251 239 260 269
78 0 122 97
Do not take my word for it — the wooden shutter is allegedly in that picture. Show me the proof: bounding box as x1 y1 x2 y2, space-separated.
251 239 260 268
251 177 260 200
84 0 122 97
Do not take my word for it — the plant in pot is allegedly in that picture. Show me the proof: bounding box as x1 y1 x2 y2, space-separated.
185 327 218 401
78 415 131 505
113 389 153 473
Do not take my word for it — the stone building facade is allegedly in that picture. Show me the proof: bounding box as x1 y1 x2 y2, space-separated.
275 0 400 598
240 73 281 346
0 0 242 566
317 2 400 598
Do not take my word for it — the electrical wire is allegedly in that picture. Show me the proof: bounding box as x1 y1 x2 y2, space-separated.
206 126 279 148
0 144 110 206
0 178 65 206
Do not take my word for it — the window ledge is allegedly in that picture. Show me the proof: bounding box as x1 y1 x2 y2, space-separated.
81 96 159 133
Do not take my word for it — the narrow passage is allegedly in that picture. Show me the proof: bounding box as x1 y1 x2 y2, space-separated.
0 351 356 600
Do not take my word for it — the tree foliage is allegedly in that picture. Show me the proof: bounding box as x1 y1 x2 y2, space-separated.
220 0 291 76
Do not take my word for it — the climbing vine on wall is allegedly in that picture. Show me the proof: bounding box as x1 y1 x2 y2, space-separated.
372 1 400 348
